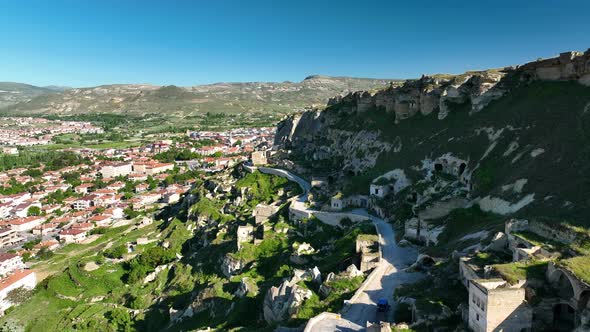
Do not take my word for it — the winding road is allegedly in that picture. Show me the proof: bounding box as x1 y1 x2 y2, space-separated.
252 166 423 331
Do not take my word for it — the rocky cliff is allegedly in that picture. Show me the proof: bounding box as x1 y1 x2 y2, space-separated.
273 50 590 221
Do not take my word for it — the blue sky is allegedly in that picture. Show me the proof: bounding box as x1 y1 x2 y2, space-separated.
1 0 589 87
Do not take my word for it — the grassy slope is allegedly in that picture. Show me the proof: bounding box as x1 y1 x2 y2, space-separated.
1 221 166 331
333 81 590 222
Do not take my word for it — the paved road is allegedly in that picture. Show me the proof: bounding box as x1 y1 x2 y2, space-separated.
310 211 422 331
255 166 423 331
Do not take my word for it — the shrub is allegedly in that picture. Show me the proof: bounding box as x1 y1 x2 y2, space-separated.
104 245 127 259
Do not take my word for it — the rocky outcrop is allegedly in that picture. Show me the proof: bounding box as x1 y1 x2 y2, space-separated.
519 50 590 85
274 50 590 153
221 255 245 278
345 264 364 278
263 280 313 323
234 277 257 298
262 267 322 323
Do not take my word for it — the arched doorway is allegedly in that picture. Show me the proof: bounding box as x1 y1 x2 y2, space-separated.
553 303 575 331
556 272 575 299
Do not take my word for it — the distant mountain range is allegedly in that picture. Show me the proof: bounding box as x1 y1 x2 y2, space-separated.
0 82 67 109
0 76 396 118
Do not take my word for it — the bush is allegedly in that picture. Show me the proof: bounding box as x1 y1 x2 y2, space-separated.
126 247 176 284
106 308 133 331
104 245 127 259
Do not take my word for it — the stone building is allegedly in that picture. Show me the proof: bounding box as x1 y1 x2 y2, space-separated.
253 204 279 224
236 225 254 250
519 50 590 84
330 193 344 210
251 150 268 166
505 219 564 262
99 162 133 178
468 279 532 332
459 256 486 288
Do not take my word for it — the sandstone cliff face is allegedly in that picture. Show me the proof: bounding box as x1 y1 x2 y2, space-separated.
275 50 590 152
273 50 590 221
276 50 590 145
325 69 507 123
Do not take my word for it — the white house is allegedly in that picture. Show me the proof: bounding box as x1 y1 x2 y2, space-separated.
0 228 23 248
331 194 345 210
0 270 37 313
103 207 124 219
73 196 94 210
8 216 46 232
0 254 24 277
59 229 87 244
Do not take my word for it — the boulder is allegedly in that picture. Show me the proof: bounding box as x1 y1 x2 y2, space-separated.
406 254 436 272
319 283 331 298
234 277 256 298
291 266 322 285
294 242 315 255
345 264 363 278
325 272 336 283
398 239 410 247
221 255 244 278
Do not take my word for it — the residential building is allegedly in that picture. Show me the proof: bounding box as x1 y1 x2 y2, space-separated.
0 254 24 277
0 270 37 313
468 279 532 332
0 228 23 248
99 162 133 178
74 183 93 194
32 222 59 235
88 215 111 227
33 239 60 251
73 196 94 210
8 216 46 232
59 229 87 244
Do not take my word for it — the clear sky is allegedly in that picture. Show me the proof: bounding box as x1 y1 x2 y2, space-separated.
1 0 589 87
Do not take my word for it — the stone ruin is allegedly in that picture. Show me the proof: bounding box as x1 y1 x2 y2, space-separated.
253 203 280 225
236 225 254 250
356 235 380 272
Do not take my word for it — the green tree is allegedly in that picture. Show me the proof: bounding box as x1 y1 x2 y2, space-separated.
26 206 41 216
106 308 133 332
104 245 127 259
